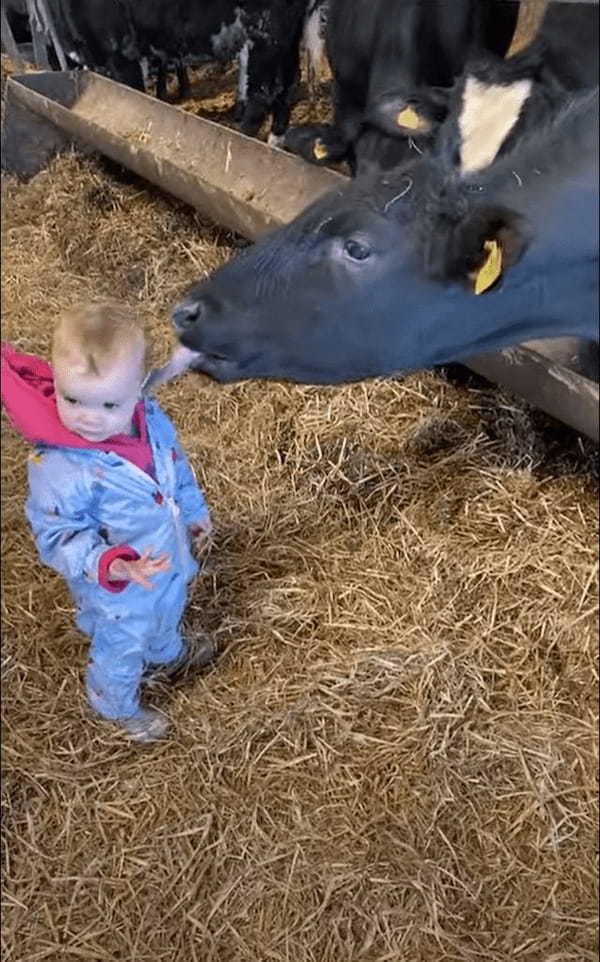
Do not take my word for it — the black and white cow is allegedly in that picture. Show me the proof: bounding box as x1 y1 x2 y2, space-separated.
43 0 319 137
301 0 328 95
168 13 598 387
282 0 523 175
282 0 599 179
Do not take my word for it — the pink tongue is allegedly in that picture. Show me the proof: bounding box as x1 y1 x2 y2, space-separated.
143 346 201 392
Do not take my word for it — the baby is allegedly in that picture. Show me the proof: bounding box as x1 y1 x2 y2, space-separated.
1 301 214 743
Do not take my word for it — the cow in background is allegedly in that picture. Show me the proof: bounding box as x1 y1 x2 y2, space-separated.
301 0 328 97
40 0 317 138
282 0 598 178
282 0 522 175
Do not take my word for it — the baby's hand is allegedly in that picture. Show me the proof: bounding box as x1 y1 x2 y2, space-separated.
190 518 213 555
108 546 171 590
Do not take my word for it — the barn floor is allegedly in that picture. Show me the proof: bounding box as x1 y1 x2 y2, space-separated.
1 58 599 962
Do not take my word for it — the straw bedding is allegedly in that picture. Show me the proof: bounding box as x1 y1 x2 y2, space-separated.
1 57 598 962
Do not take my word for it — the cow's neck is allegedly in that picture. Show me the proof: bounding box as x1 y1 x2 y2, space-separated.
444 260 597 365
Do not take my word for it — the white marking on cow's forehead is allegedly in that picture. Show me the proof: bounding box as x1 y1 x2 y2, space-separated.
459 76 532 175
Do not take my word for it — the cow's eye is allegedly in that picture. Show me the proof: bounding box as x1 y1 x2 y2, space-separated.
344 239 371 261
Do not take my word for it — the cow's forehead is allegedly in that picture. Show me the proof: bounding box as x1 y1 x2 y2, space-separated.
295 168 426 233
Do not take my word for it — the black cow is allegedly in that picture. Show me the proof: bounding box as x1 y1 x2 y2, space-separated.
169 30 598 386
3 0 29 43
282 0 522 175
43 0 316 137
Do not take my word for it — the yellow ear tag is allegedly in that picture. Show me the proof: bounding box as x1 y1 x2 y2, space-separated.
396 106 422 130
474 240 503 295
313 139 328 160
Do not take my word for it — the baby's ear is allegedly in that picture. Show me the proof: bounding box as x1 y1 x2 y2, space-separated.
423 205 531 295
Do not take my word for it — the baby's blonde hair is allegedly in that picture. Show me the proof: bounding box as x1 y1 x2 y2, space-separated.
52 300 147 376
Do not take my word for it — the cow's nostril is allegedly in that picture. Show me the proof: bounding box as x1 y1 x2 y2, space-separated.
172 300 202 330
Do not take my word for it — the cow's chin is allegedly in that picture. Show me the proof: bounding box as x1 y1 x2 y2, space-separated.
184 347 406 387
182 351 242 383
177 330 407 386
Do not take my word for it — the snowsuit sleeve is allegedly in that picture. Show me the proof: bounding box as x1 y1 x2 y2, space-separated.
145 398 210 529
25 449 135 589
171 438 211 529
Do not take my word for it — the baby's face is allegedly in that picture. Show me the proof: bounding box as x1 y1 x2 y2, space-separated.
54 347 144 442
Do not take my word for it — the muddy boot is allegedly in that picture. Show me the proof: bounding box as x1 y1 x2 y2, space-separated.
119 707 169 744
143 633 218 686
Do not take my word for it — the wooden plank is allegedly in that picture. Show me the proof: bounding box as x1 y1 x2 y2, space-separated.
1 4 24 67
24 0 51 69
466 346 599 443
508 0 550 55
30 0 67 69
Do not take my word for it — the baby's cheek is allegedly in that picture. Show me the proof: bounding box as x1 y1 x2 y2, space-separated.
110 417 127 434
112 405 137 434
56 401 74 430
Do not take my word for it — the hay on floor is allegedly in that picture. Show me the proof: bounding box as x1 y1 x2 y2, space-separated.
1 141 598 962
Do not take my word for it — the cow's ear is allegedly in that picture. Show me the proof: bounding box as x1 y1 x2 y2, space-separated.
366 87 450 139
423 206 530 294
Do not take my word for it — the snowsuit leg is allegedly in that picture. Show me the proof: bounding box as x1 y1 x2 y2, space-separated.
85 618 148 720
82 570 189 719
145 571 189 667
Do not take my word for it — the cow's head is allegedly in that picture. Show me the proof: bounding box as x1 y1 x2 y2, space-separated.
172 84 598 384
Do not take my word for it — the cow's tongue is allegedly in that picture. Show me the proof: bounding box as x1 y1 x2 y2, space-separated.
143 345 201 392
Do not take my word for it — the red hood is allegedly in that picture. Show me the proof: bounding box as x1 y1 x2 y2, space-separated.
1 343 147 455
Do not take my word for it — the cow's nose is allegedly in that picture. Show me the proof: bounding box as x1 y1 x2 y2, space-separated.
172 299 202 331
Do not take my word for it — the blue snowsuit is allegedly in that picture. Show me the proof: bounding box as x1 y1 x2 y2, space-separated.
25 398 210 721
